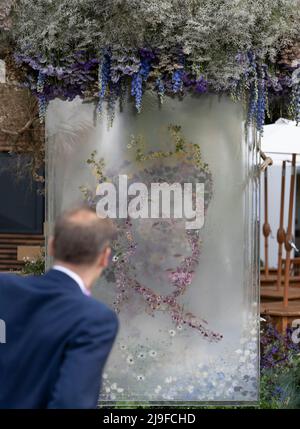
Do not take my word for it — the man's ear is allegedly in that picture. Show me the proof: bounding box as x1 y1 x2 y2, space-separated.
98 247 111 269
48 236 55 257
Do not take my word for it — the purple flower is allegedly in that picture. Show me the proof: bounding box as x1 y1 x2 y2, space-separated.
131 71 143 112
195 76 208 93
172 69 183 93
98 50 111 113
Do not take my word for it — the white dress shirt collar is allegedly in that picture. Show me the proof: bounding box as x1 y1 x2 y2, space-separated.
52 265 91 296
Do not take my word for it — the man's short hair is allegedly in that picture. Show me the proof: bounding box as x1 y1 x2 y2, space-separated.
53 206 117 265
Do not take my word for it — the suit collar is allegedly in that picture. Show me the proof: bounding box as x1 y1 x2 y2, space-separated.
43 268 88 296
52 265 91 296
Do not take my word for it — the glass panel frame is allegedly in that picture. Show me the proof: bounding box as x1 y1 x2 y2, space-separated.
46 93 260 406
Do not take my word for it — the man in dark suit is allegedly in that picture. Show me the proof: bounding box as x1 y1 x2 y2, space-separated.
0 206 119 409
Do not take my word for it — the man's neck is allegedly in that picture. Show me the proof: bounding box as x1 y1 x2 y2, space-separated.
53 261 93 292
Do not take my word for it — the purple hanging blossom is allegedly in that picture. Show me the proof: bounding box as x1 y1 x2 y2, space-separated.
195 76 208 93
107 81 121 127
247 52 258 126
36 71 47 123
139 47 156 61
172 69 184 93
131 71 143 112
140 56 151 81
182 72 208 93
98 50 111 114
131 51 154 112
156 77 165 103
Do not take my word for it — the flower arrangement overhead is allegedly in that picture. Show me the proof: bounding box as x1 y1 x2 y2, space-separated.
7 0 300 131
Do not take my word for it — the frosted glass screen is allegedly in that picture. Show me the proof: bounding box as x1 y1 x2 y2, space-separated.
46 93 259 404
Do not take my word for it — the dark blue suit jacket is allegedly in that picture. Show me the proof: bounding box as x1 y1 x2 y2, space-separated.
0 269 118 409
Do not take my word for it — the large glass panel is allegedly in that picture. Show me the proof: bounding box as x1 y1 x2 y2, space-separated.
46 92 259 404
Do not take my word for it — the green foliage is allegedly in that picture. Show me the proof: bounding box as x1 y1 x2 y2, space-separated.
260 356 300 409
21 252 45 276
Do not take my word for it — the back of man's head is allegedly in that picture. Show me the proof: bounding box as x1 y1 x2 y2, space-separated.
52 206 116 265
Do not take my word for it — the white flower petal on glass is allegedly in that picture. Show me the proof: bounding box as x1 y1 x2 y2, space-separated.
126 355 134 365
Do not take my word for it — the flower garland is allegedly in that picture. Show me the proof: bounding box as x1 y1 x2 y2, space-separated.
13 47 300 131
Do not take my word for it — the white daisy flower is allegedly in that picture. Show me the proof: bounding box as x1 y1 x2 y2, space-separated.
126 355 134 365
169 329 176 337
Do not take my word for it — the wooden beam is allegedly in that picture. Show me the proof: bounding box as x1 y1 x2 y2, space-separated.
276 161 286 290
263 168 271 277
283 154 297 307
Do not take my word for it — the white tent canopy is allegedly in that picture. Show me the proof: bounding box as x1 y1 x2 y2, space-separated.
261 118 300 158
